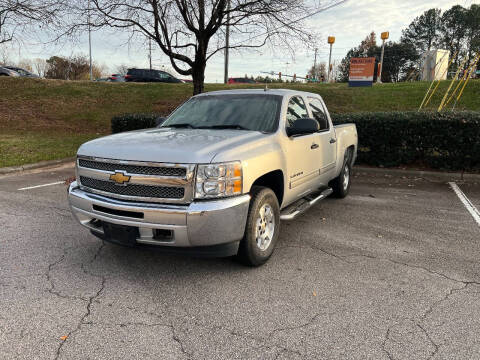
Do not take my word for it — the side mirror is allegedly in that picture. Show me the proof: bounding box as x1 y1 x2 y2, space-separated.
286 118 319 137
155 117 166 127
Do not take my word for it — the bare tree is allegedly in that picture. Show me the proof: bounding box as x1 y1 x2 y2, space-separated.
17 58 33 71
308 62 327 81
0 1 62 45
68 0 343 94
32 57 49 77
115 64 130 75
0 45 11 65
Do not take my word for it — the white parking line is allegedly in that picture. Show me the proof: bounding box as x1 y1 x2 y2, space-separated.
449 182 480 227
18 181 64 191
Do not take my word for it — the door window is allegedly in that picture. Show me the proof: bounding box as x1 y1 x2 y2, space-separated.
286 96 309 129
308 98 329 131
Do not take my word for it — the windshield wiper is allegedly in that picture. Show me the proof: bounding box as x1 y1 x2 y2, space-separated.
164 123 197 129
197 124 252 131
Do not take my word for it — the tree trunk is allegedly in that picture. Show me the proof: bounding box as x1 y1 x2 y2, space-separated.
192 69 205 95
192 48 207 95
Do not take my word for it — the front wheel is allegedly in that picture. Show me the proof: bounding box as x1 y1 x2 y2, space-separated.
237 186 280 266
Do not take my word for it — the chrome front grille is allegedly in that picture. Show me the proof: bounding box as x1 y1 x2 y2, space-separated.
78 159 186 177
79 177 185 199
77 157 195 204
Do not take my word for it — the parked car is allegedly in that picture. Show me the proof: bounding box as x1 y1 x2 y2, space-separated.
0 66 20 77
68 89 357 266
124 68 182 83
3 66 38 78
228 77 257 84
108 74 126 82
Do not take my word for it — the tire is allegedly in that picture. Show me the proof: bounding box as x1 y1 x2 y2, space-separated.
330 149 352 198
236 186 280 266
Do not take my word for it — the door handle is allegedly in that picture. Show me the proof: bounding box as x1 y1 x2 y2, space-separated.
311 143 319 149
329 138 336 144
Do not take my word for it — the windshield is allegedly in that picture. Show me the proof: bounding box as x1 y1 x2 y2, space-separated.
162 94 282 133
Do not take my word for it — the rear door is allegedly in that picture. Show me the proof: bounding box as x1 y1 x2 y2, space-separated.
307 97 337 185
284 95 322 198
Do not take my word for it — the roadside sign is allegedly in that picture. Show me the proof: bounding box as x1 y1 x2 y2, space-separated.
348 57 375 87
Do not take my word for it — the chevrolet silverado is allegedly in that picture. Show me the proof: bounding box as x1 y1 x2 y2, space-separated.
68 89 358 266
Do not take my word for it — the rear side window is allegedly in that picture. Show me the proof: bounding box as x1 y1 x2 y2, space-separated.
308 97 329 131
128 69 142 76
286 96 308 128
157 71 172 79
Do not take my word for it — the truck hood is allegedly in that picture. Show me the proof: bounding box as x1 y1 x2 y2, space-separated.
77 128 269 164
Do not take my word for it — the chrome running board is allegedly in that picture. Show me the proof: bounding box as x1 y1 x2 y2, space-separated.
280 187 333 221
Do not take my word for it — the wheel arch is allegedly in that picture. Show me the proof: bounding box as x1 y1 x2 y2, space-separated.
250 170 285 207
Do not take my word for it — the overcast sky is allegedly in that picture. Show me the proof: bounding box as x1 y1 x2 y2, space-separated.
6 0 474 82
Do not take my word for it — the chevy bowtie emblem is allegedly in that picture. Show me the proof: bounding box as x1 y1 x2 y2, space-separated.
109 171 131 185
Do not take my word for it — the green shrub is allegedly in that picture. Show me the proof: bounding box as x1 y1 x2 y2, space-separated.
332 111 480 171
111 113 162 134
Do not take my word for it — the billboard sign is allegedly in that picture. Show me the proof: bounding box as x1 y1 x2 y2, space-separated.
348 57 375 87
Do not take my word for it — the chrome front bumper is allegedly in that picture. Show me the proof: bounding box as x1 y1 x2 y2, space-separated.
68 181 250 249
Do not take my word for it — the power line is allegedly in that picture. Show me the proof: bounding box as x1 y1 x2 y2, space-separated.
228 0 349 48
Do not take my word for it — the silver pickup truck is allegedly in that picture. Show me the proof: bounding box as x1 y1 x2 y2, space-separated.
68 89 357 266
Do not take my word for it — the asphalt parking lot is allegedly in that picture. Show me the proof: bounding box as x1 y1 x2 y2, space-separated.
1 164 479 360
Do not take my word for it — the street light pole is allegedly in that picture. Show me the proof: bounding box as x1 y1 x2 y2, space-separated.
223 0 230 84
314 48 318 81
88 0 93 81
378 31 389 83
327 36 335 82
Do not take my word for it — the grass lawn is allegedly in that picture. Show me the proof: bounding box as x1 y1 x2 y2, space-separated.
1 77 479 168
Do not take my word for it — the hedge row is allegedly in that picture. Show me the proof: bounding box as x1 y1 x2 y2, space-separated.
111 113 163 134
111 111 480 171
331 111 480 171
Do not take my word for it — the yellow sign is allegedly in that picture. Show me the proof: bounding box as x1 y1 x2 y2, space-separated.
381 32 389 40
328 36 335 44
109 172 131 185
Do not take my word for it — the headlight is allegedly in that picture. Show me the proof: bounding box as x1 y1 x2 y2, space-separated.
195 161 242 199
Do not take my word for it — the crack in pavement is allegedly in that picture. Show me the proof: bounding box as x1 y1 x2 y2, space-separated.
277 244 348 262
420 283 469 323
381 326 394 360
268 313 322 339
45 248 86 301
417 324 439 360
51 243 189 360
279 242 480 286
279 244 480 360
53 242 106 360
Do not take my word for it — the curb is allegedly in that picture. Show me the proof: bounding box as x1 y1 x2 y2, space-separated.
354 165 480 181
0 157 76 175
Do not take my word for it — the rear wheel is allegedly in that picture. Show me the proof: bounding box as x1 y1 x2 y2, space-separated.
331 149 352 198
237 186 280 266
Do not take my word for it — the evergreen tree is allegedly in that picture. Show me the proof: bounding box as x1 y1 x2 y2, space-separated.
401 8 442 53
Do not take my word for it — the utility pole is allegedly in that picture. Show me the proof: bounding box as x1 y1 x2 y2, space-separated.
223 0 230 84
149 37 152 70
88 0 93 81
378 31 389 83
314 48 318 81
